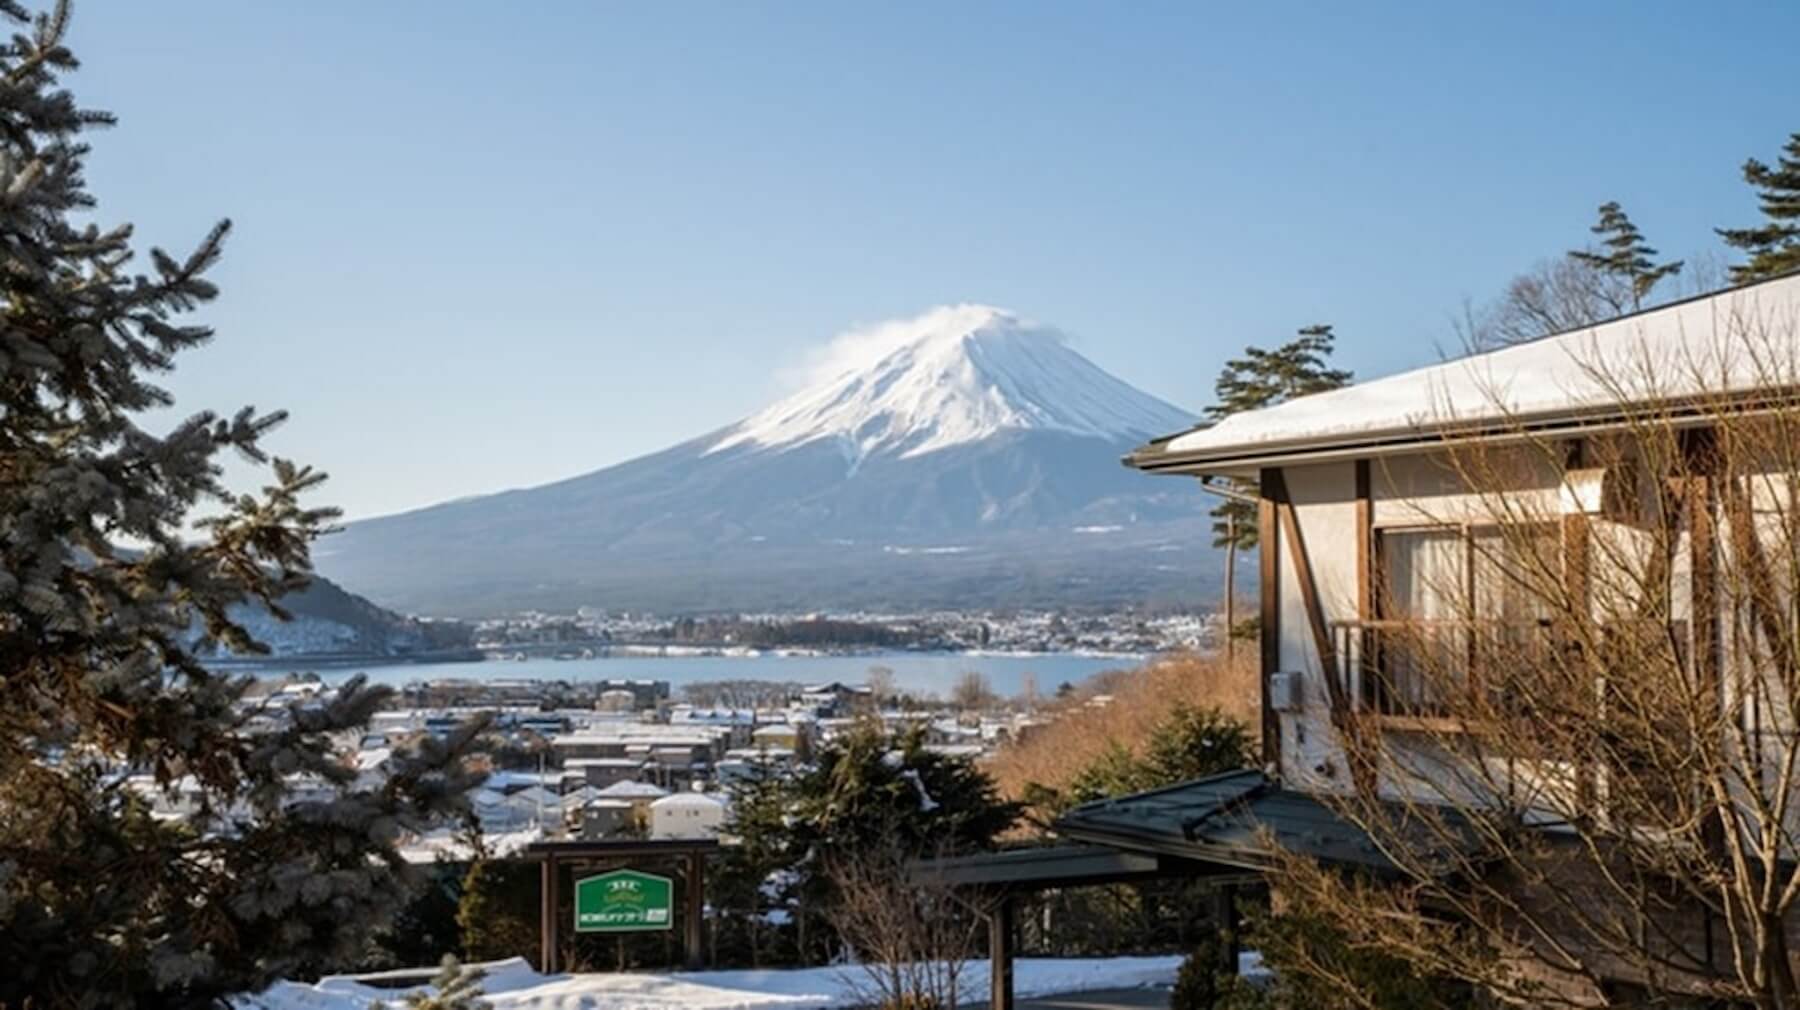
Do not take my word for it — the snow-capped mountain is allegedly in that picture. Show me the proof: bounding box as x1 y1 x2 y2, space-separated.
709 305 1192 464
317 306 1215 615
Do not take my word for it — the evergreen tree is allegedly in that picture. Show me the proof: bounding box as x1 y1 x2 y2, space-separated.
0 5 484 1005
714 765 801 967
1719 132 1800 283
456 819 539 965
729 722 1019 963
1568 201 1681 310
1207 325 1351 553
1063 704 1253 806
1206 326 1350 634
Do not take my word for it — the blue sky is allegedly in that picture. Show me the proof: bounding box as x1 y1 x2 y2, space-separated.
71 2 1800 519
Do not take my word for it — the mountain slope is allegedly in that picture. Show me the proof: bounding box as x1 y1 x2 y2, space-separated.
318 306 1215 615
197 574 473 659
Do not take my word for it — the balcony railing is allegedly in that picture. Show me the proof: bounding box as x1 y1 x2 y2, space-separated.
1332 617 1682 728
1332 619 1556 723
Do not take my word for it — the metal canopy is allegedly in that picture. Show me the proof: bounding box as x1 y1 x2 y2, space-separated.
907 843 1228 892
1053 768 1455 876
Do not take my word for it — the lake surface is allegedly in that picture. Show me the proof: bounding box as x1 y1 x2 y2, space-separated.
267 651 1143 699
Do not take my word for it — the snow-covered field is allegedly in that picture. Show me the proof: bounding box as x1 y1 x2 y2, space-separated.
245 955 1182 1010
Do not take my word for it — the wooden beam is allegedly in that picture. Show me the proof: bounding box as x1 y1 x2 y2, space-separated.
1354 460 1372 708
1266 469 1345 707
1562 442 1598 813
1258 470 1281 767
989 894 1016 1010
1684 430 1719 698
1562 441 1591 621
1683 429 1725 859
540 854 559 973
685 851 706 971
1267 467 1375 792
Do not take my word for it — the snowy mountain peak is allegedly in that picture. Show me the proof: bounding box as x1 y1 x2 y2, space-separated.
708 305 1194 463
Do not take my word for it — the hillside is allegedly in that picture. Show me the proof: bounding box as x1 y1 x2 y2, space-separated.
193 574 472 661
317 306 1217 616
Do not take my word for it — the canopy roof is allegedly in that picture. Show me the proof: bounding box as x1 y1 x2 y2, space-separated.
909 843 1186 891
1053 770 1472 877
1129 272 1800 476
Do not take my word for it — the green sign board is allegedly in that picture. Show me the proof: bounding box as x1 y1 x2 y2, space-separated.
574 869 674 933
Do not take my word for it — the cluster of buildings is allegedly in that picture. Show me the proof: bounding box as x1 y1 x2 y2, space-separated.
207 676 1045 863
467 608 1214 656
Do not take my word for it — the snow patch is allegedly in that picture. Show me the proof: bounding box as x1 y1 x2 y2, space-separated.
246 956 1182 1010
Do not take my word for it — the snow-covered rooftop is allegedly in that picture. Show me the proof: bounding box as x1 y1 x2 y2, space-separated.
595 780 669 799
1135 273 1800 473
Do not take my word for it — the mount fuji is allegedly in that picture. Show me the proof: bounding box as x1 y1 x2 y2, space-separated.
317 306 1217 615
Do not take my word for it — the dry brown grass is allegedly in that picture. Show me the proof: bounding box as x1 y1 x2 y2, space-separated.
985 649 1259 803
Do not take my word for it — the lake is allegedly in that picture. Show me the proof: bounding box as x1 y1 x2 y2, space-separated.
268 651 1144 699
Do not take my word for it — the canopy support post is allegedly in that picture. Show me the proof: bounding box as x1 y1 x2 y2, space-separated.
989 892 1015 1010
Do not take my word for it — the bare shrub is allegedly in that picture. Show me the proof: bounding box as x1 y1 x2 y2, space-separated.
823 833 993 1010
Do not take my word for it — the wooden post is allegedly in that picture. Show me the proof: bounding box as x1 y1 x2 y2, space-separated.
1258 470 1281 769
1213 883 1239 975
989 893 1015 1010
1354 459 1372 709
684 851 705 971
539 855 560 974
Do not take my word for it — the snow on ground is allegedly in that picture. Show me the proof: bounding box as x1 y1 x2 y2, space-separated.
244 955 1182 1010
395 826 542 864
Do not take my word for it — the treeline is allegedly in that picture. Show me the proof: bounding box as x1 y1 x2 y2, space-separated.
648 615 937 649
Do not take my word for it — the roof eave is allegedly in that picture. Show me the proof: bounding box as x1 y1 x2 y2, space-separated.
1126 389 1795 479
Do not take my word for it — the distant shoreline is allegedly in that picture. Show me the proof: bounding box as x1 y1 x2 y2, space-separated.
206 643 1151 673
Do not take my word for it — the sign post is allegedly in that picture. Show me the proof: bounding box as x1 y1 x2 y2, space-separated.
574 869 675 933
531 838 715 973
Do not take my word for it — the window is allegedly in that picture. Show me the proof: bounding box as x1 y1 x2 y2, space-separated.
1368 523 1559 716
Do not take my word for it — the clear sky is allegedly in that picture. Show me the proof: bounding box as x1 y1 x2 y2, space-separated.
68 2 1800 520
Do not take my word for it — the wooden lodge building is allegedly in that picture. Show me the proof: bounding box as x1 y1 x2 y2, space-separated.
939 272 1800 1007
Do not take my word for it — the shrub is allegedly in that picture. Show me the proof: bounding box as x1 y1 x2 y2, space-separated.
1170 937 1230 1010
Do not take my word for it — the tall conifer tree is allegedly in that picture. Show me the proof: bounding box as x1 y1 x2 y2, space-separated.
1569 201 1681 310
1718 132 1800 283
1206 325 1351 551
0 5 484 1006
1206 326 1349 643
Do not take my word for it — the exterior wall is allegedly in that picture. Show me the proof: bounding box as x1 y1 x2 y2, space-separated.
1267 448 1646 804
1271 459 1358 792
650 796 726 839
1266 441 1800 829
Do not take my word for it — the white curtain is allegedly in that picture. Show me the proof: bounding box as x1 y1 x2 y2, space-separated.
1382 529 1467 710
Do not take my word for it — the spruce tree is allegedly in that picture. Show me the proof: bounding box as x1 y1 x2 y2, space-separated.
1568 201 1681 310
1718 132 1800 283
735 722 1019 963
714 764 800 967
0 4 484 1006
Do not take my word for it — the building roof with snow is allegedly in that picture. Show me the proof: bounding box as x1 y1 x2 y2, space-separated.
1128 272 1800 477
649 791 727 810
595 780 670 799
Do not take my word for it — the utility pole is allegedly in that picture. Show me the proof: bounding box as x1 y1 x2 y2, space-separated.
1224 512 1236 661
